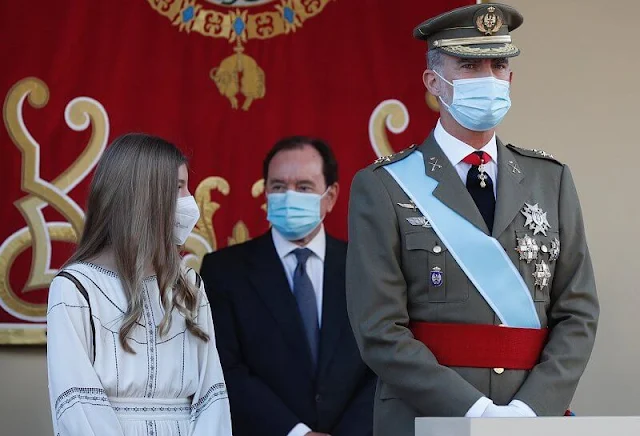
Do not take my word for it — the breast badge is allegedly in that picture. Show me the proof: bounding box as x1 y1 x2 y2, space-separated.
430 267 443 287
521 203 551 236
406 217 432 229
533 260 551 290
515 234 539 263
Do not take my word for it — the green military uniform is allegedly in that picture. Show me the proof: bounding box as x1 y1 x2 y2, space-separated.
345 4 599 436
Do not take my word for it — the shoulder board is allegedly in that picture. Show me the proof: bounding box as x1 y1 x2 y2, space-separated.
371 144 418 169
506 144 562 165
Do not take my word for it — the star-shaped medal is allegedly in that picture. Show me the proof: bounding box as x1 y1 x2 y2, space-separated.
533 260 552 290
515 234 539 263
521 203 551 236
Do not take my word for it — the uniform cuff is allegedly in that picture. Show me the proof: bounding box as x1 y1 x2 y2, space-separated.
288 422 313 436
510 399 537 417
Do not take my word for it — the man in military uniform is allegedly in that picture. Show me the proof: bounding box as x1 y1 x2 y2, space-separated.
345 4 599 435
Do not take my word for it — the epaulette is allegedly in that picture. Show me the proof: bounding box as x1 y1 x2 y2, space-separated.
371 144 419 169
506 144 562 165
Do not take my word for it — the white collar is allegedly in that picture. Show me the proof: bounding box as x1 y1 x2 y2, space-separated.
434 119 498 165
271 225 326 262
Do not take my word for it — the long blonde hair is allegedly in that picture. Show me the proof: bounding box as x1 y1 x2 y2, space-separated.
67 133 208 352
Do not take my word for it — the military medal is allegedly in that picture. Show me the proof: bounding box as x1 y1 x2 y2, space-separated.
478 159 489 188
406 217 432 228
430 267 443 287
515 234 539 263
549 237 560 262
397 201 417 211
521 203 551 236
533 260 551 290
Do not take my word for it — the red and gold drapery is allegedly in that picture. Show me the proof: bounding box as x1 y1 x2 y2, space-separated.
0 0 473 343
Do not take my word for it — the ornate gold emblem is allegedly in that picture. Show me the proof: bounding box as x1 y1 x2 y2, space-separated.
475 6 503 36
0 77 108 343
0 77 264 343
147 0 335 110
209 43 266 111
368 99 410 159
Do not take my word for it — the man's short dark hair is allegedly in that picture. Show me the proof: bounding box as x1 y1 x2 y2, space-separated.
262 136 339 187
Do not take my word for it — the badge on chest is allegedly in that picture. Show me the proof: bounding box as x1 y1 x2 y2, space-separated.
430 267 443 287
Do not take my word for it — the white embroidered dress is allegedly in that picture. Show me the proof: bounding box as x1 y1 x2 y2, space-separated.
46 262 232 436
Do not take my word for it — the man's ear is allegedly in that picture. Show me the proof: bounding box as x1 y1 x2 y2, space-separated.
325 183 339 213
424 69 442 97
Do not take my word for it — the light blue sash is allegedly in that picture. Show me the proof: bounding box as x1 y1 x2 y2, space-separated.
384 151 540 328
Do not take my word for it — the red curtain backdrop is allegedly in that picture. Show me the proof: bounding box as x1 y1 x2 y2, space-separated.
0 0 472 341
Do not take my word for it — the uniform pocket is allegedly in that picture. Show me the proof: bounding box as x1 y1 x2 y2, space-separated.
404 231 468 303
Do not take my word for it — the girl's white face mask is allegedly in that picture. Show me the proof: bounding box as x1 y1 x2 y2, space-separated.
174 195 200 245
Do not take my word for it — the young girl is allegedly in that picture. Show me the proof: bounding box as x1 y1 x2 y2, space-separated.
46 133 232 435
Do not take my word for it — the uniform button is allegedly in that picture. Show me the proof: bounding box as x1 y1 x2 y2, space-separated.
433 245 442 254
315 394 322 403
494 324 506 373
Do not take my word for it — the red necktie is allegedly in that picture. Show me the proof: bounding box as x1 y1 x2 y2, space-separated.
463 151 495 231
462 151 491 166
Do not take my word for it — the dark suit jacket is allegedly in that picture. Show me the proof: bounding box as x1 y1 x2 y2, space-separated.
201 230 375 436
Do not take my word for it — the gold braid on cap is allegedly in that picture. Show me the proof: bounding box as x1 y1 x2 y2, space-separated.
433 35 511 48
442 43 518 56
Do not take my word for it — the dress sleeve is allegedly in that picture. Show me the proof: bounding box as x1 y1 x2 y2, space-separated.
46 274 125 436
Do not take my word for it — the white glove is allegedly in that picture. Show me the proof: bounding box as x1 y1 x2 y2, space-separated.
481 401 537 418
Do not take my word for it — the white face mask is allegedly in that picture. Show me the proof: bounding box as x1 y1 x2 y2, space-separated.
434 70 512 132
266 188 329 241
174 195 200 245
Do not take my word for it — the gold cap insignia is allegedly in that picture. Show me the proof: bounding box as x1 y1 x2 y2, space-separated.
476 6 504 36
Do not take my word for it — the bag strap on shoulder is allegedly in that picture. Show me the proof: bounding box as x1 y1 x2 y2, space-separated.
56 271 97 363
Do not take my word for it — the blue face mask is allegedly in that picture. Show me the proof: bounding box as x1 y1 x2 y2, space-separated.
267 189 327 241
435 71 511 132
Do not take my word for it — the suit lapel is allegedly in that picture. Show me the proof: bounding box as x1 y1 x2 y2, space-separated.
247 232 314 376
419 134 490 235
317 236 347 375
492 140 529 238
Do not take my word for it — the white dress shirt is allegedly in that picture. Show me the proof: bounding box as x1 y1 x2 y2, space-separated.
272 225 325 326
271 226 327 436
434 120 536 418
434 119 498 197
